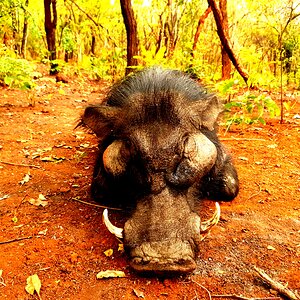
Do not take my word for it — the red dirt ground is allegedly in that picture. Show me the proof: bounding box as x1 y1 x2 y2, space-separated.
0 73 299 300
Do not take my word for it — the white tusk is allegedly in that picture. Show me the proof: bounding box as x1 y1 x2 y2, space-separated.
102 209 123 239
200 202 221 233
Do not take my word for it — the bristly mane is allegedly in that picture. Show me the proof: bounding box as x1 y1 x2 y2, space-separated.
105 67 211 126
107 67 210 107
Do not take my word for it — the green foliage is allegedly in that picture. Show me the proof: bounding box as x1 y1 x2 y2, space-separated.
215 79 241 97
0 0 298 124
79 48 126 81
61 27 77 53
0 55 39 89
224 92 280 128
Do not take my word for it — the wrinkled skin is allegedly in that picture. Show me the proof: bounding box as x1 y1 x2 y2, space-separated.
80 67 239 275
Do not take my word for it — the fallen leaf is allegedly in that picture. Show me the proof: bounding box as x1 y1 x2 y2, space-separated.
38 229 48 235
12 216 18 223
41 155 65 163
19 173 31 185
0 194 9 201
133 288 145 298
238 156 248 161
0 269 4 287
25 274 41 299
104 249 113 257
16 139 29 143
96 270 126 279
267 245 276 250
80 142 90 148
118 244 124 252
29 194 48 207
40 156 54 162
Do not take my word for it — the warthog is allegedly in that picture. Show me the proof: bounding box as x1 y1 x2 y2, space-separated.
79 67 239 275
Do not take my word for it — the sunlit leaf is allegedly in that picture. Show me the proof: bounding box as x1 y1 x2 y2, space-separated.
25 274 41 298
19 173 31 185
133 288 145 298
28 194 48 207
96 270 126 279
104 249 113 257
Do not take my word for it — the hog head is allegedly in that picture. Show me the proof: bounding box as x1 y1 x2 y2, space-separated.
80 67 239 275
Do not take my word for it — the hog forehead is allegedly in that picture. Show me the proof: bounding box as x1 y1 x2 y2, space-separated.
130 125 183 156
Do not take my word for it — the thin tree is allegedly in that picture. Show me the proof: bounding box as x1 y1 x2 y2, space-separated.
219 0 231 80
44 0 57 62
191 5 212 60
21 0 29 59
120 0 139 75
207 0 249 85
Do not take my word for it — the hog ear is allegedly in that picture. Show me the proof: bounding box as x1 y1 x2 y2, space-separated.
189 96 222 131
79 105 122 138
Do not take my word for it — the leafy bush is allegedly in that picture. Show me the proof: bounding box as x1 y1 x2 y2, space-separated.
224 92 280 128
79 48 126 81
0 56 39 89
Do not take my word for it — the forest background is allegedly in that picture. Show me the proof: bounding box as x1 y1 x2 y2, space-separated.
0 0 300 125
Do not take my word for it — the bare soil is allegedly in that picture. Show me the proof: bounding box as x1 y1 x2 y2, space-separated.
0 72 299 300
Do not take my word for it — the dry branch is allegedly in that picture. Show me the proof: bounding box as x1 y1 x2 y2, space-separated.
212 295 280 300
254 266 300 300
190 278 280 300
191 278 212 300
219 138 268 142
70 197 122 211
0 160 41 169
0 236 33 245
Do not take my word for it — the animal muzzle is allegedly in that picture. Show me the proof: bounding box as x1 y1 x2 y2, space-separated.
128 239 197 274
103 201 220 275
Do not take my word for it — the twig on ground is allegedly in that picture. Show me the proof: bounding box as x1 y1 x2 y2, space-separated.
220 138 268 142
0 236 33 245
70 197 122 211
254 266 300 300
0 278 6 287
247 182 262 200
190 280 279 300
211 295 280 300
190 279 212 300
0 160 41 169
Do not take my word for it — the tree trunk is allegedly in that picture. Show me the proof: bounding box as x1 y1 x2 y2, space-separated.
219 0 231 80
120 0 139 75
21 0 29 59
44 0 57 61
11 7 19 53
91 34 96 56
207 0 249 85
191 6 211 59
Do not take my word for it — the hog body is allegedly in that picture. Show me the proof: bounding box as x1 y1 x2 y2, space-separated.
80 67 239 274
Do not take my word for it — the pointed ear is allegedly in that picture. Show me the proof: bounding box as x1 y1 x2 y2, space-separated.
189 96 222 131
79 105 123 137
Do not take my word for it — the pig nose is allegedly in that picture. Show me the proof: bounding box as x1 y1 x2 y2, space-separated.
128 239 197 275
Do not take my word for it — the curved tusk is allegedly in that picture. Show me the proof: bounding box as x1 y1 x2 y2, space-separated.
102 209 123 239
200 202 221 233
